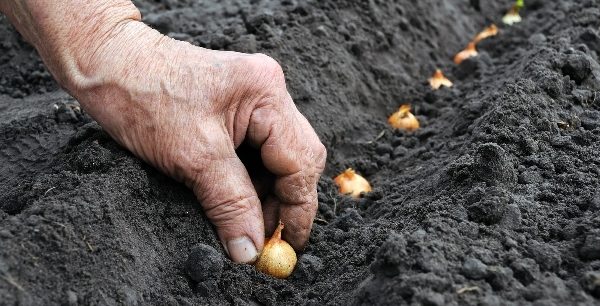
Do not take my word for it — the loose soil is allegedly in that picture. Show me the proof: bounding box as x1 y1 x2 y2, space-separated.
2 0 600 305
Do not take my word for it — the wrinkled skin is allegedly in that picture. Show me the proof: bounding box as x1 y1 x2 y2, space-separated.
1 1 326 263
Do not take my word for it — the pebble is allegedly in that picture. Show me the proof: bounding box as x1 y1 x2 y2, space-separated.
461 257 488 280
185 244 224 282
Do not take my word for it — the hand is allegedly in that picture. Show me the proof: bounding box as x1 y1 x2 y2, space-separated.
76 22 326 263
1 1 326 263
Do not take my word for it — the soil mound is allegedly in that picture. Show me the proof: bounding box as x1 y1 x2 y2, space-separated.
1 0 600 305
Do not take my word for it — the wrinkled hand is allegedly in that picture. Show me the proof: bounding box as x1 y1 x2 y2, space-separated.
69 22 327 263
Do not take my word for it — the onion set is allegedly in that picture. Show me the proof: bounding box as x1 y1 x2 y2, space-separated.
254 222 297 279
473 24 498 44
334 168 372 198
454 42 478 65
503 0 524 25
429 69 453 90
388 104 419 131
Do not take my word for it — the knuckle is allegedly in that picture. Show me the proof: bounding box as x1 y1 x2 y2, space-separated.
248 53 286 86
202 194 259 224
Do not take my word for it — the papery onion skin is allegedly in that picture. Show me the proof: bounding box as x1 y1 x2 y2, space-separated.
388 104 419 131
502 11 522 25
454 42 478 65
254 222 297 279
502 3 523 26
473 24 498 44
334 168 372 198
429 69 453 90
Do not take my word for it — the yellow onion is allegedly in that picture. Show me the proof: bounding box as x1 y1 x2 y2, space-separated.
502 7 522 25
388 104 419 131
473 24 498 44
254 222 297 279
334 168 372 198
429 69 453 90
454 42 479 65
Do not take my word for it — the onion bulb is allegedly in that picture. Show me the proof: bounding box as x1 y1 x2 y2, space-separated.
502 6 522 25
388 104 419 131
454 42 478 65
334 168 372 198
473 24 498 44
254 222 297 279
429 69 453 90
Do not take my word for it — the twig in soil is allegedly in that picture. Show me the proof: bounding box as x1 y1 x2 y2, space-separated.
456 286 480 294
556 121 571 130
1 274 25 292
43 186 56 196
52 221 67 228
328 190 338 216
314 217 328 224
82 236 95 252
366 130 386 144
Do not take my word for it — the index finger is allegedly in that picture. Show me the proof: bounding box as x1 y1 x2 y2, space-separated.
246 93 326 250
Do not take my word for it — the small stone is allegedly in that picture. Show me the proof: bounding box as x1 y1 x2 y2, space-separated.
186 244 224 282
462 257 488 280
292 254 323 282
581 271 600 298
313 25 328 37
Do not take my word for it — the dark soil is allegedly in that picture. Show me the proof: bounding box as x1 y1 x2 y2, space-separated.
2 0 600 305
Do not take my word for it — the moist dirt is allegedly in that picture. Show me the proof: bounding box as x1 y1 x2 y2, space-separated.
2 0 600 305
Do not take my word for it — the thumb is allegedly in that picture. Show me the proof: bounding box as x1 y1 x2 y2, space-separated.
190 141 265 264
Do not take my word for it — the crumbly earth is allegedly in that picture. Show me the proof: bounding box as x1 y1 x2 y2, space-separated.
1 0 600 305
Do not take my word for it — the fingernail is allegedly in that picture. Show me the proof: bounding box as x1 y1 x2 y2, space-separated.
227 236 258 264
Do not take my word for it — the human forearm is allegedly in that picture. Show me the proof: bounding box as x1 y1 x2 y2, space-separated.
0 0 145 92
